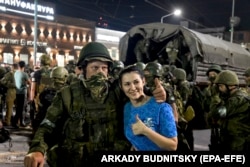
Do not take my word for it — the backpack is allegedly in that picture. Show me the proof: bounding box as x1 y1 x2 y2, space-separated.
37 68 53 94
33 88 57 132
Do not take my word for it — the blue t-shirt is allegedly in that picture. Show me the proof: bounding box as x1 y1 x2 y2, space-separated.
124 97 177 151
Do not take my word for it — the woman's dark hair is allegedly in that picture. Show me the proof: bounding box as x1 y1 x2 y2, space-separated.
118 65 144 85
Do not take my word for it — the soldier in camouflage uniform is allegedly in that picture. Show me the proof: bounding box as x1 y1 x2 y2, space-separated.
162 64 174 83
134 38 150 62
30 54 52 118
172 68 194 151
143 63 191 151
203 65 222 113
0 64 18 126
210 70 250 151
66 65 84 85
0 67 7 120
143 62 178 122
32 67 68 133
24 42 167 167
243 67 250 94
202 64 222 151
65 60 76 74
110 60 124 80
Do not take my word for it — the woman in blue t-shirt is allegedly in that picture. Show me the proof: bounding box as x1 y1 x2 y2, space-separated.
119 65 178 151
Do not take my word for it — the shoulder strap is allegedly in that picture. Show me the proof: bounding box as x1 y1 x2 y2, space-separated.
61 86 71 112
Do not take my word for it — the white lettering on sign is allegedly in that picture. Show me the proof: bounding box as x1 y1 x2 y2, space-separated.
0 0 54 15
0 38 19 44
0 38 47 46
74 45 83 50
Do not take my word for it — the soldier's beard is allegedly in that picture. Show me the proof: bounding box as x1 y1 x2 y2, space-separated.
83 72 109 104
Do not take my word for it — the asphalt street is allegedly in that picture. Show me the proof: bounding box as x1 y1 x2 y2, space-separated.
0 126 210 166
0 126 49 167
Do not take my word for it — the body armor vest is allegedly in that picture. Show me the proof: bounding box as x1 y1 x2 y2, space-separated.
61 81 119 154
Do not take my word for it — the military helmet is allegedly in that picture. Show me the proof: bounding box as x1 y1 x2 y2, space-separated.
77 42 113 67
206 64 222 76
243 67 250 77
144 62 163 77
214 70 239 86
39 54 51 66
134 62 146 71
169 65 177 72
50 67 69 83
173 68 186 80
112 60 124 70
0 66 6 79
162 64 170 73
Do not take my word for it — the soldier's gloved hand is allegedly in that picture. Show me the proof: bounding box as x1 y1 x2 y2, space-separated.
24 152 45 167
132 114 148 135
152 78 166 102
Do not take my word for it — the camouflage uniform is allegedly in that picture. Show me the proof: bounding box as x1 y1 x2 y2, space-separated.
0 67 7 120
65 60 76 74
203 65 222 113
144 63 190 151
66 73 79 85
202 64 222 151
211 70 250 151
110 60 124 80
31 54 52 113
134 39 150 62
172 68 194 151
32 67 68 133
0 64 17 125
242 67 250 95
27 42 129 167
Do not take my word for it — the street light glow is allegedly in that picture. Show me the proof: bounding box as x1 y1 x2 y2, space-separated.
161 9 182 23
173 9 182 16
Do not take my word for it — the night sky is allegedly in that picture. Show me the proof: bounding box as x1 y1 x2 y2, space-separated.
46 0 250 32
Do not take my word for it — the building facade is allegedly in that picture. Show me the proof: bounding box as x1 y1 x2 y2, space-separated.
95 27 125 61
0 0 95 68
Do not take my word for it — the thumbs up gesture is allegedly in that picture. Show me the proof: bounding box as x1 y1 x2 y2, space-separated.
152 78 166 102
132 114 148 135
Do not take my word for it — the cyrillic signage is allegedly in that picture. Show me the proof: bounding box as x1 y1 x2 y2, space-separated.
0 0 54 15
0 38 47 46
74 45 83 50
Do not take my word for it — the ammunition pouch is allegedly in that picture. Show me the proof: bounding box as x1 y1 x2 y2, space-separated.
183 105 195 122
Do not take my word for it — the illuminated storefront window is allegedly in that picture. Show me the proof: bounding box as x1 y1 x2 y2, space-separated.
3 53 14 64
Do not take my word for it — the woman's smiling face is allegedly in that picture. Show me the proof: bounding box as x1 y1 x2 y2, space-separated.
120 71 145 101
